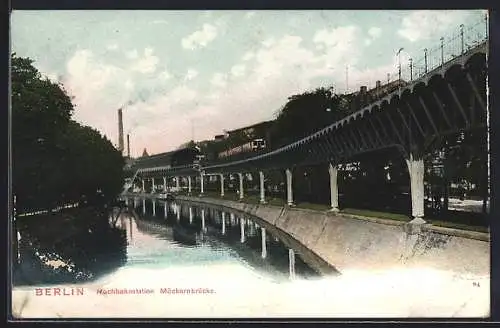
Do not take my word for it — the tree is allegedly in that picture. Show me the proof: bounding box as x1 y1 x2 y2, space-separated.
269 86 351 148
12 54 125 212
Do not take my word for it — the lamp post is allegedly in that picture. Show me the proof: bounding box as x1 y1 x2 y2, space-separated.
460 24 465 54
424 48 428 73
396 47 403 96
409 58 413 81
485 13 488 39
440 37 444 65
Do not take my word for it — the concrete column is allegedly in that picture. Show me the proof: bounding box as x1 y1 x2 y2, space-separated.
201 209 206 231
142 179 145 193
189 207 193 224
220 174 225 197
230 213 235 226
176 205 180 221
328 163 339 212
142 198 146 214
289 249 296 280
240 217 246 243
188 176 192 195
163 176 167 192
249 221 255 235
129 217 133 242
222 212 226 235
164 202 167 218
238 173 244 200
259 171 266 204
151 178 155 193
152 200 156 216
261 228 267 258
286 168 294 206
134 197 138 208
176 177 180 190
200 174 205 196
406 155 426 223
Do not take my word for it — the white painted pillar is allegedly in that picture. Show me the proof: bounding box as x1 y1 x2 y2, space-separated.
222 212 226 235
406 155 426 223
142 198 146 214
134 197 138 208
142 179 145 193
249 221 255 235
220 174 225 197
240 217 246 243
176 205 180 221
230 213 235 226
188 176 192 195
129 217 133 241
202 209 206 232
289 249 296 279
189 207 193 224
164 202 167 218
238 173 244 200
286 168 294 206
328 163 339 212
261 228 267 258
259 171 266 204
176 177 180 190
201 209 206 232
163 176 167 192
152 200 156 216
200 173 205 195
151 178 155 193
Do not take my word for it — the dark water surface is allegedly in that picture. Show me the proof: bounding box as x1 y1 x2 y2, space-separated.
14 197 320 286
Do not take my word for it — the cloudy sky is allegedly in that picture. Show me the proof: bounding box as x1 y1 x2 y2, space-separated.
11 10 486 157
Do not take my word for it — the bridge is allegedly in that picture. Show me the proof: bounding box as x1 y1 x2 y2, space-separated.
125 26 488 226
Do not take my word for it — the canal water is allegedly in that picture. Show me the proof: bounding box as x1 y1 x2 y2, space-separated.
11 197 489 318
122 198 320 281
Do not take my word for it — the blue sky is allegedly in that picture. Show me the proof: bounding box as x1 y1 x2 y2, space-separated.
11 10 486 156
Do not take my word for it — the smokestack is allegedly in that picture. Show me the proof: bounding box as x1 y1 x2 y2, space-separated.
127 134 130 158
118 108 124 154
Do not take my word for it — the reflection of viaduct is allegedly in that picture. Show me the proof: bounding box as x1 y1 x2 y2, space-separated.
127 40 487 226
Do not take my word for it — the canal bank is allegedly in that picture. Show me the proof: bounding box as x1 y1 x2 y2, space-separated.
171 194 490 277
12 195 490 318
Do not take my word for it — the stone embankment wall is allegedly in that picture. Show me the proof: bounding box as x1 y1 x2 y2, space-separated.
174 195 490 277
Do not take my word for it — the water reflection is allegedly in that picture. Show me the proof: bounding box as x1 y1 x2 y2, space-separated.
14 197 320 287
127 197 320 281
14 207 128 286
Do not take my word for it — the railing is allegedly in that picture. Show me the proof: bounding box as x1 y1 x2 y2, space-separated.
17 202 80 217
392 17 487 85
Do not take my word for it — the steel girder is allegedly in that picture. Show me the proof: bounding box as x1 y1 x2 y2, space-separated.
133 41 487 177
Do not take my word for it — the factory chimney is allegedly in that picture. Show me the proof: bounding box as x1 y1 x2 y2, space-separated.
118 108 124 154
127 134 130 158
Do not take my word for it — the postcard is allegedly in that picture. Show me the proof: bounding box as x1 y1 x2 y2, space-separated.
10 9 490 319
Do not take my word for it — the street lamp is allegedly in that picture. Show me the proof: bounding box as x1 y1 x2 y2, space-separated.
396 47 404 96
424 48 428 73
440 37 445 65
460 24 465 54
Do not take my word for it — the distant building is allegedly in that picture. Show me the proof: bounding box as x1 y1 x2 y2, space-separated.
142 148 149 157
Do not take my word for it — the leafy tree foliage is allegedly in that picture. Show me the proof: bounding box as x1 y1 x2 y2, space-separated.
269 86 351 148
12 54 124 212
